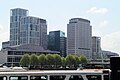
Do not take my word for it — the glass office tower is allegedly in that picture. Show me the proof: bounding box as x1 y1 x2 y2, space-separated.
48 30 66 57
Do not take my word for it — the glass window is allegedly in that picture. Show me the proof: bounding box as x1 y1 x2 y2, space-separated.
69 75 83 80
50 75 65 80
0 76 7 80
86 75 101 80
30 24 33 30
10 76 28 80
8 51 13 55
30 76 47 80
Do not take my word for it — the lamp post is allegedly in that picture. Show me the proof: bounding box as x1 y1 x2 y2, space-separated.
99 50 104 68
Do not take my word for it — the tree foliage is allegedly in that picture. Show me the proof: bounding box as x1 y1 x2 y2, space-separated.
66 54 76 66
61 57 66 66
20 53 88 69
79 55 87 64
46 54 54 65
20 54 30 67
30 54 39 66
74 55 80 66
53 54 62 66
38 54 46 66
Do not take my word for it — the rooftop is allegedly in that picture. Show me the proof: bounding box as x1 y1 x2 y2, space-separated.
1 44 60 53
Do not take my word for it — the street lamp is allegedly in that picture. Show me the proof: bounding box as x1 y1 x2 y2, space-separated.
99 50 104 68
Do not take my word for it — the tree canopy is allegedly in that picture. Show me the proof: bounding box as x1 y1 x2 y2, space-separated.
38 54 46 66
20 53 88 69
79 55 87 64
20 54 30 66
30 54 39 66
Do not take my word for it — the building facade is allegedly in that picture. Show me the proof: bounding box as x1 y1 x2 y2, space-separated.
92 36 101 58
0 44 60 66
67 18 92 58
101 50 119 59
9 8 47 49
48 30 66 57
10 8 28 46
20 16 47 49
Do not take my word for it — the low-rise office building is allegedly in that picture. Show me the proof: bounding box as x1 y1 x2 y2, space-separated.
0 44 60 66
101 50 119 58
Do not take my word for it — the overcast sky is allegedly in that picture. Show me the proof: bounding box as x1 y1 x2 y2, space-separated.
0 0 120 54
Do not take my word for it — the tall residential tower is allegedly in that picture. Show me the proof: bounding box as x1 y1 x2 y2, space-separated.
9 8 47 49
10 8 28 46
20 16 47 49
67 18 92 58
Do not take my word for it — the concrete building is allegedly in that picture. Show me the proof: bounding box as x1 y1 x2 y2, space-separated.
2 41 10 49
0 44 60 66
92 36 101 58
101 50 119 59
20 16 47 49
10 8 28 46
67 18 92 58
48 30 66 57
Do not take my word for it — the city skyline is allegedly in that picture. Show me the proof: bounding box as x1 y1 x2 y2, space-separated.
0 0 120 54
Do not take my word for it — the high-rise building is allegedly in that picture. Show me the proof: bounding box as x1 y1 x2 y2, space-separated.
48 30 66 57
20 16 47 49
92 36 101 58
67 18 92 58
9 8 47 49
10 8 28 46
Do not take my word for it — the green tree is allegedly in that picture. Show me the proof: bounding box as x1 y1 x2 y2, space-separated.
53 54 62 67
38 54 46 66
61 57 66 67
30 54 39 66
20 54 30 67
79 55 87 64
46 54 55 66
74 55 80 67
66 54 76 67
